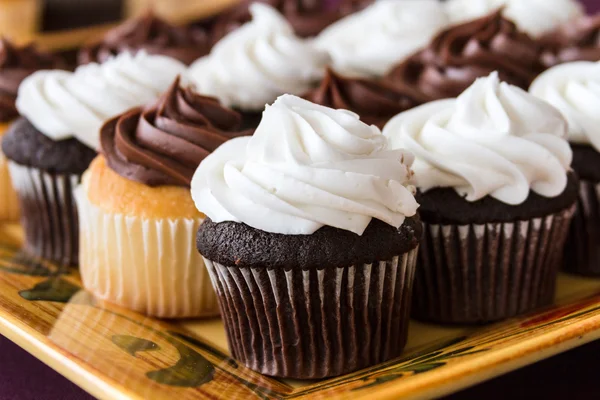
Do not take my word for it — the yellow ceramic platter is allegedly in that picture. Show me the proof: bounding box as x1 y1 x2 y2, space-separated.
1 223 600 400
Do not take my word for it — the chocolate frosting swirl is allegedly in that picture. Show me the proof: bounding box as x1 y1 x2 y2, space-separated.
101 77 250 187
209 0 373 40
304 68 430 128
78 13 210 65
539 14 600 68
385 11 545 100
0 38 65 122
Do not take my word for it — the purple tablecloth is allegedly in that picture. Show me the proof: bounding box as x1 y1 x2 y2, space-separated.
2 0 600 399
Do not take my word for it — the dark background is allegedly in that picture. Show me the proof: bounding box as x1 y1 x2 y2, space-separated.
1 0 600 399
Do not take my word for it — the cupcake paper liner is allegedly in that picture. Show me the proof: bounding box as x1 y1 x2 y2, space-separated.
563 180 600 276
413 205 576 324
76 187 219 319
8 162 80 266
203 247 419 379
0 151 19 221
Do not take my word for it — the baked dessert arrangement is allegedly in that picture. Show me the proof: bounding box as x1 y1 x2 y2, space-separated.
2 0 600 382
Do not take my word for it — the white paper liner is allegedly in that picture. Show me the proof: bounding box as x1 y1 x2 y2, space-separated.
8 162 80 265
0 150 19 221
563 180 600 275
76 186 219 319
413 205 576 324
203 247 419 379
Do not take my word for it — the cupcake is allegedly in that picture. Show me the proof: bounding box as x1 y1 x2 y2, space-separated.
208 0 373 40
1 51 187 266
539 14 600 68
385 11 546 101
76 77 248 318
189 4 329 131
445 0 584 38
314 0 449 78
530 61 600 276
192 95 421 378
304 68 430 129
78 12 210 65
383 72 578 324
0 39 65 222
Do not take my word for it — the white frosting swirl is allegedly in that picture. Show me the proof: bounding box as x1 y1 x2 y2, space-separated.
189 4 329 112
16 51 187 150
445 0 584 38
383 72 572 205
530 61 600 152
191 94 419 236
315 0 450 77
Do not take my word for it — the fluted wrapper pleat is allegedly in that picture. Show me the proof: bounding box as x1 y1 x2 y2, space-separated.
8 162 79 266
563 180 600 276
76 186 219 319
203 247 418 379
413 205 576 324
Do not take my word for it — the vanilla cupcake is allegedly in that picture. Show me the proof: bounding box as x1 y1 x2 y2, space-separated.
445 0 584 38
1 52 186 265
76 77 248 318
189 4 329 130
0 39 65 222
315 0 450 77
531 61 600 276
384 73 577 324
192 95 421 378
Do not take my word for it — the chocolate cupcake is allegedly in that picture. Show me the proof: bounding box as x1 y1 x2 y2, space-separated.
192 95 421 378
384 73 577 324
539 14 600 68
385 11 545 101
530 61 600 276
208 0 373 41
304 68 430 129
1 52 186 266
76 77 248 318
78 12 210 65
445 0 584 38
0 38 65 222
315 0 450 77
189 4 329 131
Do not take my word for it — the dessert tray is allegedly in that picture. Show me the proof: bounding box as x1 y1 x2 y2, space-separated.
1 224 600 399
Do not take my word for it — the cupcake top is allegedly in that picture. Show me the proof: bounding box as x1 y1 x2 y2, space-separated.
530 61 600 152
383 72 572 205
191 94 418 236
0 38 65 122
539 14 600 68
385 11 545 100
100 77 249 188
304 68 430 129
209 0 372 40
314 0 449 77
78 13 209 65
445 0 584 38
16 51 187 150
189 4 329 112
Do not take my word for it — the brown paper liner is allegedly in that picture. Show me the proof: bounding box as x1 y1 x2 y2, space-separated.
563 180 600 275
203 247 418 379
8 162 80 266
413 205 576 325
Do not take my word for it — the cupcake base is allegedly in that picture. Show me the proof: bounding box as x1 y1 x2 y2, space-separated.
76 186 219 319
204 247 418 379
413 205 576 324
8 162 80 266
563 179 600 276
